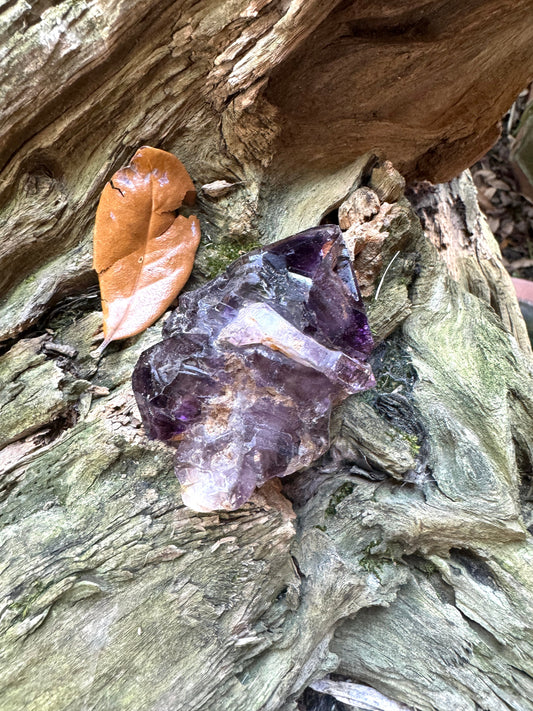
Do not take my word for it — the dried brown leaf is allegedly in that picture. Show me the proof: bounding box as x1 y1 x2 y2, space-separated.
93 146 200 348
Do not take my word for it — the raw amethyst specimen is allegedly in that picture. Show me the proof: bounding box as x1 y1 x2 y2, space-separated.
132 225 375 511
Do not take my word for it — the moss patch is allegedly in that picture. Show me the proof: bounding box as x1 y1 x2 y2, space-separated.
359 540 399 580
325 482 355 516
200 238 261 279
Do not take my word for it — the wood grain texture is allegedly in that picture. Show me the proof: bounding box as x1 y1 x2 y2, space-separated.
1 0 532 340
1 1 533 709
2 169 533 711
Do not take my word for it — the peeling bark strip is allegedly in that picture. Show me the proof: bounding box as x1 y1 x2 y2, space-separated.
1 1 533 709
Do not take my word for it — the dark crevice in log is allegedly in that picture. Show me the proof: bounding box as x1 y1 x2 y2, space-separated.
449 549 499 590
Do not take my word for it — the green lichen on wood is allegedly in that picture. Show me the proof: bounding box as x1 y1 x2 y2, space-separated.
325 482 355 516
0 336 90 449
359 540 400 580
403 432 421 457
2 166 533 711
198 237 261 279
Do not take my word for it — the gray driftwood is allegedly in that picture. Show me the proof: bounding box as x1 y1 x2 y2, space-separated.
1 2 533 710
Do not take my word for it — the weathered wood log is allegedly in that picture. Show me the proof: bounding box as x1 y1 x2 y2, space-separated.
1 2 533 710
2 0 533 341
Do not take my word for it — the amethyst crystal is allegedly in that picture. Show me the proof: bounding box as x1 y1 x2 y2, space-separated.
132 225 375 511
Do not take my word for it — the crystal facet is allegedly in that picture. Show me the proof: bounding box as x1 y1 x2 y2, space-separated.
132 225 375 511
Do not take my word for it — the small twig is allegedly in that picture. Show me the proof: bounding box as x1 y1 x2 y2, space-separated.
374 250 400 301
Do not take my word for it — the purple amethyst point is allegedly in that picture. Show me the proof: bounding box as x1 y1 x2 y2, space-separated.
132 225 375 512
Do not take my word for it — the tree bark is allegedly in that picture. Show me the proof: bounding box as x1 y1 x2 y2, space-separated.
1 2 533 710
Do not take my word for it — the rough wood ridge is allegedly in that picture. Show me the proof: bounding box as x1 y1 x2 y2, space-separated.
1 1 533 710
